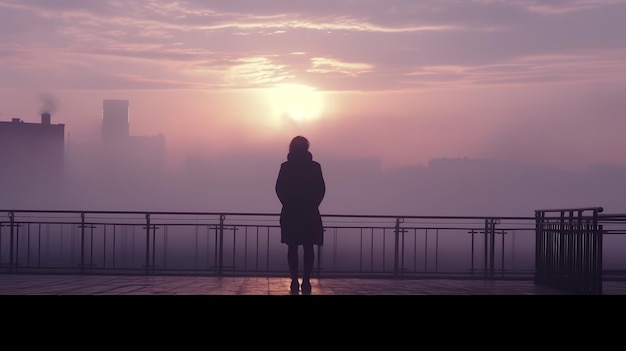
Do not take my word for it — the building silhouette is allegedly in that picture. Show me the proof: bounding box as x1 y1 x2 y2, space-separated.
102 99 130 145
0 112 66 207
59 99 168 210
100 99 165 159
99 99 165 163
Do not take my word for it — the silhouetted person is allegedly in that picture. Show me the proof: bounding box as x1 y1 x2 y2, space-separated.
276 136 326 295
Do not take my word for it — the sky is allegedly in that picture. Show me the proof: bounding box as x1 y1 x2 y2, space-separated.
1 0 626 214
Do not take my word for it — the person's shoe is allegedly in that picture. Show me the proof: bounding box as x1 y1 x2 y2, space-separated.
290 279 299 294
301 280 312 295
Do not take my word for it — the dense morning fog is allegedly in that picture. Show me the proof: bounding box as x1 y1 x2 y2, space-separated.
2 119 625 218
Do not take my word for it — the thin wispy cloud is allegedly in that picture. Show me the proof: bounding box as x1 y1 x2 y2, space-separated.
404 49 626 88
308 58 374 77
521 0 626 15
225 57 292 87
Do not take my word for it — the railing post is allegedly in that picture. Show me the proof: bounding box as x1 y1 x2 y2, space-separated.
483 218 499 279
80 212 85 274
535 210 544 285
484 219 489 278
218 214 225 276
468 229 477 276
152 223 157 270
8 211 15 273
596 221 603 294
145 213 151 275
491 219 495 277
393 217 405 277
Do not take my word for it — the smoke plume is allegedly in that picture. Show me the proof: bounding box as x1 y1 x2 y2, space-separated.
39 92 59 114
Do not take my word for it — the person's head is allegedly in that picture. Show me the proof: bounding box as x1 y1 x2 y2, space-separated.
289 135 310 153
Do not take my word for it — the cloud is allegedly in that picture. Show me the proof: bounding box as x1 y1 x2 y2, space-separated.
308 58 374 76
1 0 625 92
522 0 626 15
224 56 292 87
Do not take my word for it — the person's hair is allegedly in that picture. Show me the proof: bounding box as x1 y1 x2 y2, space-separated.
289 135 309 153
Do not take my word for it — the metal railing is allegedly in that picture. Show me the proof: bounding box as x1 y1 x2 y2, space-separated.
1 209 625 283
535 207 603 294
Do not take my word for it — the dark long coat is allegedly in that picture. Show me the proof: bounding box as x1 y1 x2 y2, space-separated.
275 150 325 246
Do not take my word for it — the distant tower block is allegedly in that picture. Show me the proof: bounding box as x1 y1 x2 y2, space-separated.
102 99 130 144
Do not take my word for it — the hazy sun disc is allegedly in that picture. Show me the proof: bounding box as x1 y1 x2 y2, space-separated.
266 83 325 125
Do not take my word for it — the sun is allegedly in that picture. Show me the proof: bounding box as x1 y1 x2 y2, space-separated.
265 83 326 125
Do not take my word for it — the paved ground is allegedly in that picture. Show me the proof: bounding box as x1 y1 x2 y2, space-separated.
1 274 625 295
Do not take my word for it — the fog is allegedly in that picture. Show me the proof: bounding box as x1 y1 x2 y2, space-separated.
2 137 625 217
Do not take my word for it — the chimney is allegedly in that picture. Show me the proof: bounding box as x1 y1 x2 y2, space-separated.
41 112 51 125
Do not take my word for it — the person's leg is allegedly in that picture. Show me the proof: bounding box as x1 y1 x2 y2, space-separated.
288 244 299 279
301 244 314 294
288 244 299 292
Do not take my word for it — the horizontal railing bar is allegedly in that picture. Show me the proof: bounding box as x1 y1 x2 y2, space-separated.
534 206 604 213
2 209 537 221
